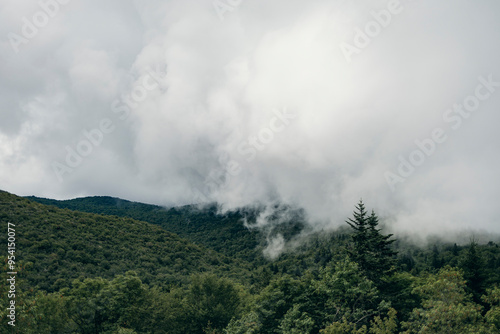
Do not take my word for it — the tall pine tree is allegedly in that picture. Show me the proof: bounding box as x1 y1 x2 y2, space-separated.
346 200 397 284
460 239 486 304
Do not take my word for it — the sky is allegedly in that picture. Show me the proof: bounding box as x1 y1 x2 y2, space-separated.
1 0 500 243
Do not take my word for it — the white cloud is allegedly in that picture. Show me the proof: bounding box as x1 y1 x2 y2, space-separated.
1 0 500 242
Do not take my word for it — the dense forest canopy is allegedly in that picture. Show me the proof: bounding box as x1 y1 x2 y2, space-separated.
2 190 500 333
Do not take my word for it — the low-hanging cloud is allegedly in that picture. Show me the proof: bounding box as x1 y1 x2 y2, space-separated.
1 0 500 244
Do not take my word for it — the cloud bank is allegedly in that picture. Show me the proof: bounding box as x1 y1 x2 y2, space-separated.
1 0 500 241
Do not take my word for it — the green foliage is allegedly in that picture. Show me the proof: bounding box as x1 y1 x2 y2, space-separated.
277 304 315 334
0 191 251 293
483 286 500 331
233 258 390 334
224 311 261 334
460 239 487 302
346 200 397 285
250 275 306 333
186 273 243 333
313 257 382 327
26 292 73 333
401 267 492 333
319 308 397 334
320 318 367 334
3 191 500 333
114 328 137 334
369 308 398 334
26 195 266 264
61 271 152 333
376 272 418 322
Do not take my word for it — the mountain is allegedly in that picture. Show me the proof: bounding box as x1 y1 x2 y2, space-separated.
3 190 500 333
1 190 252 292
26 195 266 263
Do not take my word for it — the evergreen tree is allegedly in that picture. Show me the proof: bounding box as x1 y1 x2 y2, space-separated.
431 245 442 270
460 239 487 303
452 243 459 256
346 200 370 271
346 200 397 284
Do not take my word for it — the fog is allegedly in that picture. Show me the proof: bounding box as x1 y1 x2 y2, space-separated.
1 0 500 245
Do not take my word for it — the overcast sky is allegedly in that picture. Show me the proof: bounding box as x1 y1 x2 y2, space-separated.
1 0 500 240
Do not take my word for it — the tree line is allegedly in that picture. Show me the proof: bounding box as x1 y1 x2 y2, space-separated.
2 193 500 333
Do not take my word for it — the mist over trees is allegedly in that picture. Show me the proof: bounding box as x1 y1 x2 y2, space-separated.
2 191 500 333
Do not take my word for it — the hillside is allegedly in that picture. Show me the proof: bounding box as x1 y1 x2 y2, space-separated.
26 196 266 263
25 195 500 284
0 191 252 292
3 191 500 332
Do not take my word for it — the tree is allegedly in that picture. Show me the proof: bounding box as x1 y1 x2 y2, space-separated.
25 292 74 333
369 308 398 334
431 245 442 270
63 276 113 334
452 243 459 256
401 267 492 333
62 272 152 334
314 257 385 329
460 239 487 303
186 273 243 333
278 304 315 334
482 286 500 331
346 200 397 285
224 311 261 334
320 308 398 334
250 275 306 334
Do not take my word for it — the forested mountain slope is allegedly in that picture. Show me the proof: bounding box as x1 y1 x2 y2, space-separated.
1 191 252 292
3 191 500 333
26 195 265 263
